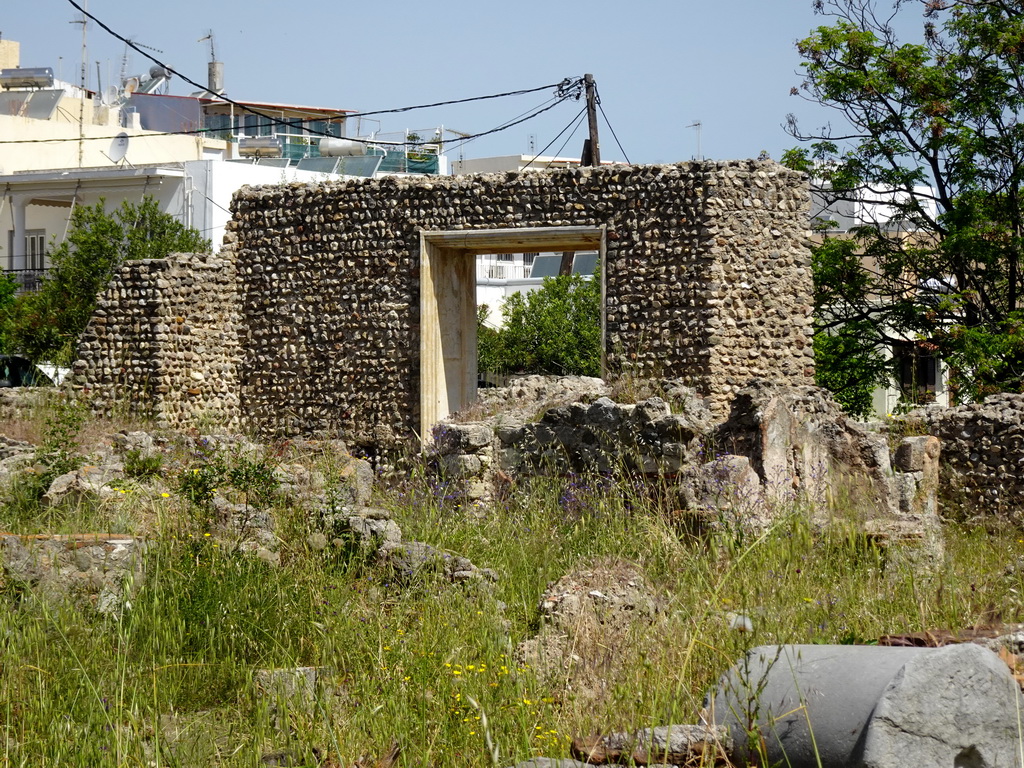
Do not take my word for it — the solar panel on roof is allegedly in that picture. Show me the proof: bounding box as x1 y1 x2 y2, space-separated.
528 254 562 278
572 252 599 275
296 157 341 173
337 155 384 177
23 90 63 120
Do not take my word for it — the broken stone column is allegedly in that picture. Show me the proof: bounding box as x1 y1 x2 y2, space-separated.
864 435 945 571
711 643 1024 768
432 422 495 501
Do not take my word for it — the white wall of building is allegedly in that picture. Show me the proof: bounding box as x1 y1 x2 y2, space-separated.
0 112 227 175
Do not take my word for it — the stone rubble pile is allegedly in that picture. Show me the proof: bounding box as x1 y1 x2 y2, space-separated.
435 378 946 567
516 558 665 705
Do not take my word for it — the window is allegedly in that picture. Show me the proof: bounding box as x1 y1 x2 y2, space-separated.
6 229 46 271
895 341 938 404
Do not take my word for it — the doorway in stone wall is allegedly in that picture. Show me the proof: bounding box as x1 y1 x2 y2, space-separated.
419 226 605 441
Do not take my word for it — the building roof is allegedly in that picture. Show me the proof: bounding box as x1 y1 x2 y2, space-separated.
198 97 354 118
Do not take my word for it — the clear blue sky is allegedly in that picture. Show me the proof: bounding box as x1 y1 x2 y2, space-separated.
3 1 930 165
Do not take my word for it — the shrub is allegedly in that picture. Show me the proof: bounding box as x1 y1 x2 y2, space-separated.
478 271 601 377
5 196 209 364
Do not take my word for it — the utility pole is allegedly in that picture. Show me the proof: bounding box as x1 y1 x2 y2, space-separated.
581 73 601 167
563 74 601 276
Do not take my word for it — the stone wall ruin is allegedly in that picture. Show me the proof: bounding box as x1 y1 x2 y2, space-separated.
74 159 816 447
73 251 239 430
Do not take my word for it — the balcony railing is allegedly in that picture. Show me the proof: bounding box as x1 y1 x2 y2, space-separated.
476 258 532 281
3 269 46 292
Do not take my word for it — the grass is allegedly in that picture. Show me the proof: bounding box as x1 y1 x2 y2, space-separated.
1 401 1023 766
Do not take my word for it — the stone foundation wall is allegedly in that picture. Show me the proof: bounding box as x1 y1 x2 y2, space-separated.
75 160 814 444
0 534 146 615
907 394 1024 521
73 251 240 429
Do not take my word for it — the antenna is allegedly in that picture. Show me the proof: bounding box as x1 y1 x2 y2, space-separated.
198 30 216 62
687 120 703 161
120 38 163 84
69 4 87 90
70 0 87 167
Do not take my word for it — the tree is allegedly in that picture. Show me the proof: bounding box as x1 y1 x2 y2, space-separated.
5 197 210 364
477 271 601 378
786 0 1024 404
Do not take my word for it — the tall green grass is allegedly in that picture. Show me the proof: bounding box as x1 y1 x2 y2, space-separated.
1 422 1022 766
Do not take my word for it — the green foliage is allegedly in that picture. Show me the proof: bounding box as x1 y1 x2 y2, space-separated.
37 393 88 477
5 196 209 364
177 456 225 509
788 0 1024 404
478 272 601 377
3 393 87 524
176 447 280 521
123 449 164 480
0 272 17 353
813 327 890 418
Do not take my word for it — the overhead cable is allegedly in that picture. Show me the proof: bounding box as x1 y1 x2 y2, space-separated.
62 0 582 145
595 86 631 164
520 107 588 171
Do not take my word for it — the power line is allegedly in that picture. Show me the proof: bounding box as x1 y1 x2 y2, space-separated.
438 95 563 157
521 107 588 171
552 109 588 161
595 87 631 165
63 0 583 145
0 95 576 148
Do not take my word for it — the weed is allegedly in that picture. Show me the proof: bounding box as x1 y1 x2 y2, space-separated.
123 449 163 480
1 393 88 523
175 446 280 532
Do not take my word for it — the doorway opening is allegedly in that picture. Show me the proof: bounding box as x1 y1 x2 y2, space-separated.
419 226 605 440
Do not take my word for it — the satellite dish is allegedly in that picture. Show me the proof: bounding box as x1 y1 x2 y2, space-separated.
101 85 119 107
123 76 139 96
108 132 130 164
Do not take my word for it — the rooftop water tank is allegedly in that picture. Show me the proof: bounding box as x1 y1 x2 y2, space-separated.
318 137 366 157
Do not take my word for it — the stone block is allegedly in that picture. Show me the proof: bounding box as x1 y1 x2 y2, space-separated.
894 435 941 473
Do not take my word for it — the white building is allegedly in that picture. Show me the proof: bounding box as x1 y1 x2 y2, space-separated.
811 184 950 417
0 36 445 289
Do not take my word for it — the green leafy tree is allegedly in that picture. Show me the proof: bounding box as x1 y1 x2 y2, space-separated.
478 271 601 377
786 0 1024 404
0 272 18 353
6 196 210 364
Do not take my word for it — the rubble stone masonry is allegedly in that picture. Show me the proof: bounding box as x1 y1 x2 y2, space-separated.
74 160 816 447
73 251 240 429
